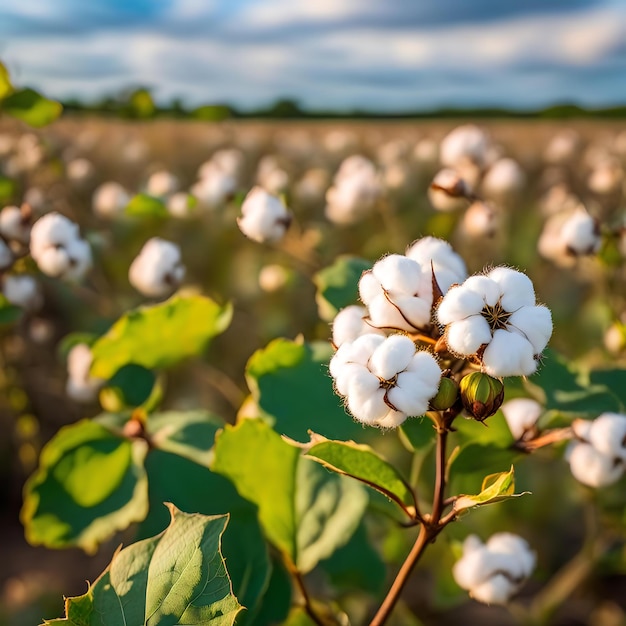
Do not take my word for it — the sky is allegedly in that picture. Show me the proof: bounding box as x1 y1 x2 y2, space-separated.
1 0 626 112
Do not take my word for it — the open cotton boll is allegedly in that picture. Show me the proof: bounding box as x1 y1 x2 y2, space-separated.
92 181 130 217
66 343 104 403
588 413 626 462
146 170 179 198
406 236 467 284
2 274 42 310
66 158 94 184
331 305 384 347
501 398 542 440
481 158 526 198
566 440 624 487
440 124 490 169
453 533 535 605
128 237 185 298
0 205 31 244
428 168 470 212
237 187 292 243
329 333 441 429
559 208 601 256
30 212 92 281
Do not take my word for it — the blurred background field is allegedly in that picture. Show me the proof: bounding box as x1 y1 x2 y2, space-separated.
0 113 625 625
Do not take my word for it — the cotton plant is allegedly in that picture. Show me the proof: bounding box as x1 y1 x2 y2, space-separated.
65 343 104 403
92 181 130 218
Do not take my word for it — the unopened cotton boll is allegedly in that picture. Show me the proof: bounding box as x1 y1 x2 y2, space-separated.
329 333 441 429
0 205 31 245
237 186 292 244
92 182 130 217
428 169 470 212
2 274 42 310
453 533 535 605
437 267 552 377
66 343 104 403
146 170 179 198
29 212 92 281
501 397 542 440
440 124 490 169
128 237 186 298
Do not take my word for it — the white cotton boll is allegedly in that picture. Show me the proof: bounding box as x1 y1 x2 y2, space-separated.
368 334 415 380
428 169 469 212
167 192 195 218
66 343 104 403
372 254 423 295
488 267 536 311
2 274 42 310
446 316 492 355
559 208 601 256
66 158 94 184
262 168 290 195
588 159 623 195
462 275 501 307
471 575 517 605
508 306 553 354
331 305 383 347
482 158 526 198
92 182 130 217
62 239 93 282
544 129 580 165
128 237 185 298
207 148 245 179
588 413 626 461
356 270 381 303
567 441 624 487
191 171 236 210
0 205 30 244
482 329 537 377
501 398 543 440
146 170 179 198
331 361 365 397
237 186 291 244
436 286 485 325
571 418 593 441
375 409 409 429
35 246 71 277
347 377 387 424
486 533 536 577
408 351 443 388
391 296 432 327
390 371 439 417
461 201 501 238
406 236 467 281
440 124 490 168
30 212 80 255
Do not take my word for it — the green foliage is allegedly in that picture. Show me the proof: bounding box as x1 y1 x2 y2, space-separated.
0 294 23 324
245 337 365 441
125 193 169 216
90 295 233 379
21 418 149 553
212 419 368 573
193 104 232 121
0 61 13 99
0 175 16 203
128 88 156 119
2 88 62 126
304 433 417 518
313 255 371 320
43 505 242 626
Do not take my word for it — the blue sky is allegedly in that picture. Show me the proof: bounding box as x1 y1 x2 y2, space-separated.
1 0 625 111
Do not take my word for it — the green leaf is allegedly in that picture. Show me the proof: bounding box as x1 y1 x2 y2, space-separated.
140 414 271 620
246 555 292 626
453 467 529 515
125 193 169 217
304 434 416 518
212 419 368 573
0 175 16 203
319 521 385 594
44 505 242 625
531 349 621 415
21 419 149 553
452 411 515 449
245 338 364 441
399 417 436 451
2 88 62 127
0 61 14 99
90 295 232 379
589 368 626 410
313 255 370 321
102 364 157 409
0 294 22 324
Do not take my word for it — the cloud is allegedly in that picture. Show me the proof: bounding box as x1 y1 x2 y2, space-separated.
0 0 624 111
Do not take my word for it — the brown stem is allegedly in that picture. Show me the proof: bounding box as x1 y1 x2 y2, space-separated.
369 424 451 626
291 567 328 626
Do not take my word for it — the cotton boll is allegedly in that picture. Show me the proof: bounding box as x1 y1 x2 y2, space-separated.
0 205 31 245
146 170 179 198
501 398 543 440
66 343 104 403
92 182 130 217
237 186 292 243
331 305 384 347
428 169 470 212
481 158 526 198
544 129 581 165
446 316 492 355
0 238 14 270
460 201 501 239
128 237 185 298
567 441 623 487
406 236 467 283
368 334 416 380
2 274 41 310
508 306 553 354
588 413 626 461
440 125 490 169
436 286 485 325
482 329 537 377
66 158 94 184
559 208 601 256
488 267 535 310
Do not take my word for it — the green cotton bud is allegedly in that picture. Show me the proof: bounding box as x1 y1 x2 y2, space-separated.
429 376 459 411
459 372 504 422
